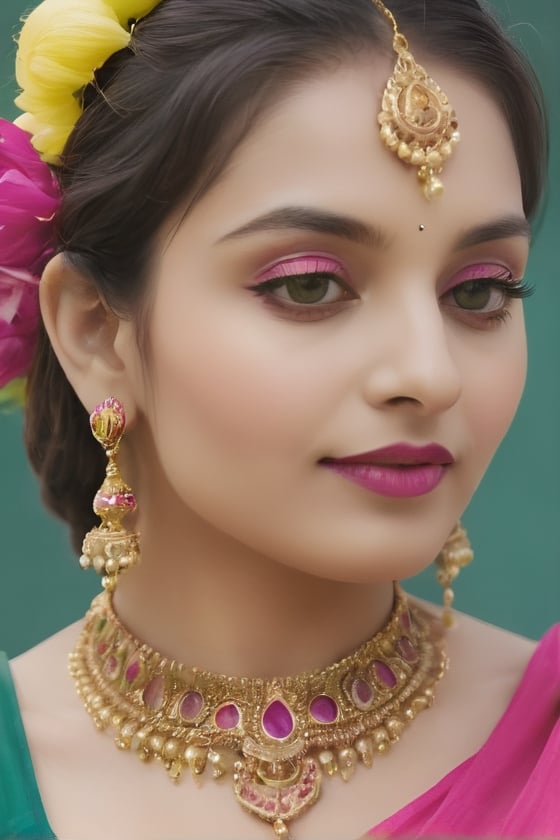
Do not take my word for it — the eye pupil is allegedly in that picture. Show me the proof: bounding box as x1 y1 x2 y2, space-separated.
453 280 492 310
285 274 331 304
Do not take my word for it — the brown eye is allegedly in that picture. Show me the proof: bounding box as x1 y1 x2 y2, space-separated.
266 273 354 306
283 275 333 304
452 281 496 311
251 254 357 317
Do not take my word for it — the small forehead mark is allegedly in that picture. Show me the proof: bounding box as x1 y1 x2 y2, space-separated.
418 224 425 232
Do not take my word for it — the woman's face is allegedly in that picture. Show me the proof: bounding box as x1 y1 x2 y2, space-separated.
130 54 529 583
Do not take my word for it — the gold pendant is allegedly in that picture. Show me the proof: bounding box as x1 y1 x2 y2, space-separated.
234 755 321 839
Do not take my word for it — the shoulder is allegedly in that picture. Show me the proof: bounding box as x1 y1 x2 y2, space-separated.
10 621 83 704
443 607 560 691
0 634 82 840
411 596 540 679
409 597 550 747
446 607 539 673
9 621 89 767
412 599 560 780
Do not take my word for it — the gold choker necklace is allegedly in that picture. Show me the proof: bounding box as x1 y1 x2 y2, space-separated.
70 588 447 838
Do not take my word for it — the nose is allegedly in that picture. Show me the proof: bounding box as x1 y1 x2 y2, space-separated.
361 292 462 416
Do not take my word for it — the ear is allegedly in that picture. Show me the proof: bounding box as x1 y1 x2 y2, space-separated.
40 254 141 421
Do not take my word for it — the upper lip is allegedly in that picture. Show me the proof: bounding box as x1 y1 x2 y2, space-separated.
321 443 455 466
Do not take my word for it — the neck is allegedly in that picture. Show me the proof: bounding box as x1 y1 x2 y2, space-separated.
113 511 395 678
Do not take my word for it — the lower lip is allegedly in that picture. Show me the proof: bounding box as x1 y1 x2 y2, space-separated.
321 462 448 498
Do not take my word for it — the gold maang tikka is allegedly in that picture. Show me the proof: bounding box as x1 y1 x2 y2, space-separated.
374 0 460 199
79 397 140 591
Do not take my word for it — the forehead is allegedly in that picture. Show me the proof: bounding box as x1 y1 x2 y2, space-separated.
192 53 523 240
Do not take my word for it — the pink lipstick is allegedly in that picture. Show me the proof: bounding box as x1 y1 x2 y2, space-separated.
320 443 454 498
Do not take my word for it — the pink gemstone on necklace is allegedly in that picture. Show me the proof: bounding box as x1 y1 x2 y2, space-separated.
180 690 204 721
351 678 374 710
396 636 418 663
262 699 294 740
125 658 140 684
97 641 108 656
310 694 338 724
215 703 240 730
373 660 397 688
142 675 164 710
104 655 119 679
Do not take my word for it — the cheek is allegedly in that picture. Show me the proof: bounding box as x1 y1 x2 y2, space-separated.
463 313 527 465
146 286 334 461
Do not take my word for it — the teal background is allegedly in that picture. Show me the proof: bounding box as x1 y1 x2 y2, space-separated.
0 1 558 656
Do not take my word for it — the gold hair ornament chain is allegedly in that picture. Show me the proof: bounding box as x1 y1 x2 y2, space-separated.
373 0 460 199
70 587 447 838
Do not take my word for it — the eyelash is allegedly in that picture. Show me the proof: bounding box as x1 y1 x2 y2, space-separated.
249 257 355 322
443 272 535 327
249 262 534 325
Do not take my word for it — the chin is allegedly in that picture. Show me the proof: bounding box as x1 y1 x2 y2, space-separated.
268 539 441 587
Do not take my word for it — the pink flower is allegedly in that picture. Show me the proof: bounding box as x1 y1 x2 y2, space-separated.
0 267 41 385
0 118 60 387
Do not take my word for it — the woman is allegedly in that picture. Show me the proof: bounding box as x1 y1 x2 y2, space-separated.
0 0 557 838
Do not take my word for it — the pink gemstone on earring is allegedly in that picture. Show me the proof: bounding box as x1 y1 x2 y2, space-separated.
93 397 125 417
401 610 412 632
94 491 136 510
125 658 141 684
262 699 294 740
310 694 338 724
351 678 374 710
215 703 240 730
142 675 164 710
373 660 397 688
90 398 126 446
179 691 204 721
97 641 108 656
396 636 419 663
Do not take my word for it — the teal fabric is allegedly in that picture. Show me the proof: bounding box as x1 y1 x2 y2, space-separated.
0 652 56 839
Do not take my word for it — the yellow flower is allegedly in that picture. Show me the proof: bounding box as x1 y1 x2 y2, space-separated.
14 0 162 165
0 378 26 408
110 0 163 26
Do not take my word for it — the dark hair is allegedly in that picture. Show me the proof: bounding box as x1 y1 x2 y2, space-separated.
24 0 548 553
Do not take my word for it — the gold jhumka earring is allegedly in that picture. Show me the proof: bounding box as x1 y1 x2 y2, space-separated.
374 0 460 199
79 397 140 591
435 522 474 627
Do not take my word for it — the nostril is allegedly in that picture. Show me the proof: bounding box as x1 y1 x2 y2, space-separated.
386 396 422 407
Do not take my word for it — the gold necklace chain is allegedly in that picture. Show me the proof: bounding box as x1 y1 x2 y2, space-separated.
70 587 447 838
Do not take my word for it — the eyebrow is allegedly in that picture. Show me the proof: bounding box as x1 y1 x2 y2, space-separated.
218 206 389 249
454 216 531 250
218 206 531 250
